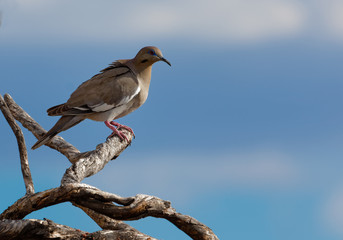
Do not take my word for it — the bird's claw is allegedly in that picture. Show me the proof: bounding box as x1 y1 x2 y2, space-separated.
110 121 135 138
105 121 134 143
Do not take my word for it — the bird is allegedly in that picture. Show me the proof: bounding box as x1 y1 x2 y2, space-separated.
32 46 171 150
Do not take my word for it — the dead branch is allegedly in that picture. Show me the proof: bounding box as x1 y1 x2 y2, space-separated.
76 193 217 240
61 128 133 184
0 184 134 220
4 94 81 163
4 93 133 168
75 204 157 239
0 94 34 195
1 183 218 239
0 218 155 240
0 94 219 240
0 219 89 240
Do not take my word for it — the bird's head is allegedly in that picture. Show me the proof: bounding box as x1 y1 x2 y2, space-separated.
134 46 171 67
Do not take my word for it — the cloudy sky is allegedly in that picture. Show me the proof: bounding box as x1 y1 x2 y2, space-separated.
1 0 343 239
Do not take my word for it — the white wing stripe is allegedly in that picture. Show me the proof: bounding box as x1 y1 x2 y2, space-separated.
73 106 90 111
118 85 141 105
91 103 116 112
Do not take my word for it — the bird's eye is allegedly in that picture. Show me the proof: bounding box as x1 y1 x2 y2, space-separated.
149 50 156 55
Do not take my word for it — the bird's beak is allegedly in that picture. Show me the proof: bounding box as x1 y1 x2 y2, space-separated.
160 57 171 66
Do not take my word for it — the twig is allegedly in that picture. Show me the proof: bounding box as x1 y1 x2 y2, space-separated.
3 94 80 163
4 93 133 166
0 94 34 195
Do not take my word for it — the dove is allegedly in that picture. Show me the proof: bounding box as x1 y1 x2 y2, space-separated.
32 46 170 149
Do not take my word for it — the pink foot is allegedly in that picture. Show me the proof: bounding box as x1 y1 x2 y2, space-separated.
110 121 135 137
104 121 134 142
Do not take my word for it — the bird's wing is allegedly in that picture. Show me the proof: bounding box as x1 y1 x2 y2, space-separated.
47 62 140 116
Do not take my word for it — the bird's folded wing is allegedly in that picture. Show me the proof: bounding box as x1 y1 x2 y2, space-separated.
48 63 140 116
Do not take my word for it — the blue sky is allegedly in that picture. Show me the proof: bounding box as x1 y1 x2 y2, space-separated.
1 0 343 239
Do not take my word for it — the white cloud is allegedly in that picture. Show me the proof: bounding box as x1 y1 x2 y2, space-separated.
2 0 343 46
318 0 343 40
85 149 300 202
0 0 307 45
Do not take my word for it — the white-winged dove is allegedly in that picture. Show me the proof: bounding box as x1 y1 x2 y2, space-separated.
32 46 171 150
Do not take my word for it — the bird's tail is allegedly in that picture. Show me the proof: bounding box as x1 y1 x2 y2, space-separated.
31 115 84 150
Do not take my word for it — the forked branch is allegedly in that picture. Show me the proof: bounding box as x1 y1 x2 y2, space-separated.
0 93 218 240
3 94 81 163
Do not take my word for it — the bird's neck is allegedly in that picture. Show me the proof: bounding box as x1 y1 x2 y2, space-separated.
126 60 152 86
125 60 152 105
138 65 152 84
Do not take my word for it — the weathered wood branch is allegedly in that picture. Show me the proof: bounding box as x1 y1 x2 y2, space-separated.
0 94 34 195
4 93 133 172
0 219 89 240
75 204 157 240
0 94 219 240
4 94 80 163
76 194 217 240
61 129 133 184
0 184 134 220
1 183 218 239
0 218 156 240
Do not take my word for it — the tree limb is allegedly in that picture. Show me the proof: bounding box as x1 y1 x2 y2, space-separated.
0 219 89 240
4 93 133 168
1 184 218 239
4 94 80 163
0 94 219 239
0 218 156 240
0 94 34 195
61 128 133 184
77 194 218 240
0 184 134 220
75 204 157 240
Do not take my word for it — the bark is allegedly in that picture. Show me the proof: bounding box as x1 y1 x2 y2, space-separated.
61 128 133 184
0 95 34 195
3 94 80 163
74 204 157 239
0 94 219 240
0 219 154 240
0 219 88 240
